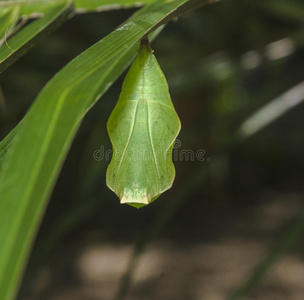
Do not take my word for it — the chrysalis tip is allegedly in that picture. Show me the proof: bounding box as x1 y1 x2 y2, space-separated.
120 193 149 205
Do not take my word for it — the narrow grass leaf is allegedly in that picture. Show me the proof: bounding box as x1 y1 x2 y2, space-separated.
0 6 20 45
0 1 73 73
74 0 155 13
0 1 198 299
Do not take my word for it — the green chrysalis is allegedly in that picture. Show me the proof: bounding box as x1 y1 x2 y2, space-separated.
106 38 181 208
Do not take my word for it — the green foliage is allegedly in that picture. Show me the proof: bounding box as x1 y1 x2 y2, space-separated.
0 0 207 299
0 5 19 44
107 39 180 208
74 0 156 12
0 1 72 72
1 0 304 299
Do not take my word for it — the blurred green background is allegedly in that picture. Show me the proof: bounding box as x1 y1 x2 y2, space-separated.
1 0 304 299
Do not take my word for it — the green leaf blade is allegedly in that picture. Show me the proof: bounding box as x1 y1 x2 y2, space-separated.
0 1 72 73
0 5 20 44
0 1 69 17
0 0 195 298
106 40 181 206
74 0 156 13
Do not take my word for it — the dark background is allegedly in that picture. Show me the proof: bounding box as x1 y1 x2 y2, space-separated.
1 0 304 299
